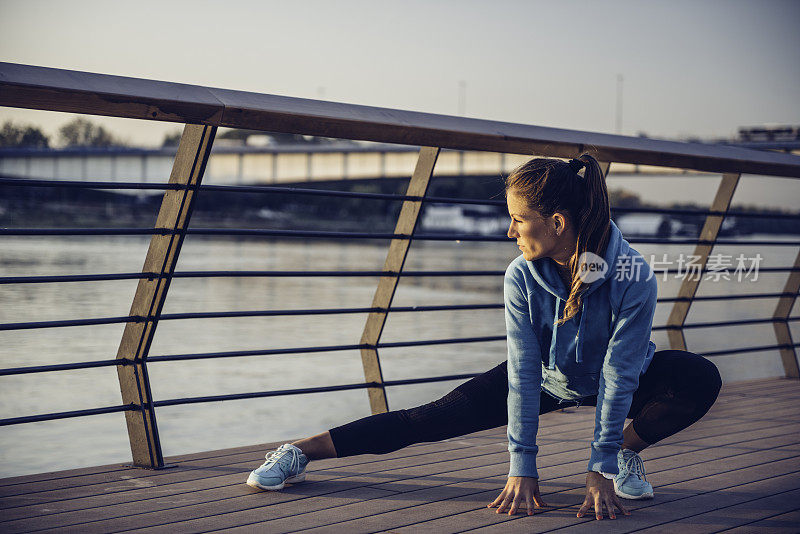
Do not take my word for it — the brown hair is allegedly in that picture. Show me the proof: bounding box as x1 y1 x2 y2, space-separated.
505 153 611 326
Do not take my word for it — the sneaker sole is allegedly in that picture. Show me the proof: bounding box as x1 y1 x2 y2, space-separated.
246 472 306 491
615 488 654 500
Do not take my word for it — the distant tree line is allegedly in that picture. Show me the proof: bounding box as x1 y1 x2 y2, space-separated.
1 118 128 148
0 121 50 148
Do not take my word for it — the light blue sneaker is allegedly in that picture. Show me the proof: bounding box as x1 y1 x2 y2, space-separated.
614 449 654 499
246 443 309 491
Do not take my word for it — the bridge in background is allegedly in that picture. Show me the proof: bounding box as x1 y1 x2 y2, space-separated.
0 143 532 185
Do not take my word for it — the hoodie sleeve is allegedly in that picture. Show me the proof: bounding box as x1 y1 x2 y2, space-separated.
504 262 544 479
588 273 658 474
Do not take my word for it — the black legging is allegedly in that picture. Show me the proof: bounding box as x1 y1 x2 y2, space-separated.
329 349 722 457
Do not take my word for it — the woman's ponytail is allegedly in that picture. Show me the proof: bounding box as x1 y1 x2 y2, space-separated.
559 154 611 326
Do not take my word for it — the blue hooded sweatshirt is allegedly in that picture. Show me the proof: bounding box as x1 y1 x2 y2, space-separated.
504 219 658 478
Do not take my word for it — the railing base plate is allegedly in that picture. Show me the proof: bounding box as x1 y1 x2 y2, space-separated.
124 463 178 471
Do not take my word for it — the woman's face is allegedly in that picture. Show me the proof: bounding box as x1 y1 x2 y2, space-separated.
506 188 571 263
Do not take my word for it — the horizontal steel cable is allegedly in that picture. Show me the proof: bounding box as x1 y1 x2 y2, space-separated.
0 359 130 376
2 268 798 285
0 304 502 331
701 342 800 358
2 226 798 246
3 300 798 331
151 374 482 408
0 404 135 426
0 315 145 331
654 316 799 331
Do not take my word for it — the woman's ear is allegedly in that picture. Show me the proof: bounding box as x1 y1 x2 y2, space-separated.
553 212 567 236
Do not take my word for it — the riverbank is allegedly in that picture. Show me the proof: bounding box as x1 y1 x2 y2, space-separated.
2 174 798 238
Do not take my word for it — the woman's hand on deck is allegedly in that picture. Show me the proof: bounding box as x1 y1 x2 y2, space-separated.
577 471 630 520
487 476 548 515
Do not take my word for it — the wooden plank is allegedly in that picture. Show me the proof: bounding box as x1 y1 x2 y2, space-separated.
0 387 788 503
720 378 800 396
137 443 615 534
718 376 793 393
0 413 580 499
634 489 800 533
0 440 280 490
0 436 504 506
666 173 740 350
724 508 800 534
359 147 439 413
379 438 800 534
140 424 800 534
258 438 800 534
2 63 800 177
1 428 792 526
774 249 800 378
9 445 533 533
434 452 800 534
0 386 788 504
1 384 798 534
558 465 800 534
115 124 216 468
360 432 795 532
376 435 800 534
0 423 609 532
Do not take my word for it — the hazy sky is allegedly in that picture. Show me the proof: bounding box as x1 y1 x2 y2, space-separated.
1 0 799 147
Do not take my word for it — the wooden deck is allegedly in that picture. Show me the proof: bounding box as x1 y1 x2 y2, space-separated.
1 377 799 533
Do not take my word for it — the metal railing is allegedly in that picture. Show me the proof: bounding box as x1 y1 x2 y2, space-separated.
1 62 799 469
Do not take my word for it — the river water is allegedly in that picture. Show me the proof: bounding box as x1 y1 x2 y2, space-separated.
0 235 797 477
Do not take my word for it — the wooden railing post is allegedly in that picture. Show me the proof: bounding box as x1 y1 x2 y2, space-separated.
359 147 440 414
115 124 216 468
666 173 740 350
774 249 800 378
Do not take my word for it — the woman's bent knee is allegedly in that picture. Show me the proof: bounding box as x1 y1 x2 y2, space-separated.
652 349 722 408
679 351 722 411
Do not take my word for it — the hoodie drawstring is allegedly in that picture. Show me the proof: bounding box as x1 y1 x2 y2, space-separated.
549 296 587 368
576 300 585 363
548 297 561 369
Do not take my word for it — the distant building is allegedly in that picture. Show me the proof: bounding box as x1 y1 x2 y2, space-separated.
615 213 736 237
421 204 507 236
737 125 799 143
615 214 681 237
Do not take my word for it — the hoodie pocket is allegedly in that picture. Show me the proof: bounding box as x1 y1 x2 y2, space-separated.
569 372 601 397
544 365 601 400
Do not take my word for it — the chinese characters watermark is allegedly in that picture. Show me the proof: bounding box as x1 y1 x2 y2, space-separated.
615 253 763 282
576 253 764 283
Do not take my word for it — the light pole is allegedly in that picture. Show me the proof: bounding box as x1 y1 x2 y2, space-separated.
458 80 467 116
615 74 623 135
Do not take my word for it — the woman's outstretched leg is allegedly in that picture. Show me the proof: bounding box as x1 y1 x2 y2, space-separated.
292 431 337 460
247 361 510 490
329 360 510 457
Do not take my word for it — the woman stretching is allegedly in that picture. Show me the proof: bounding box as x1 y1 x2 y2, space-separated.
245 154 722 521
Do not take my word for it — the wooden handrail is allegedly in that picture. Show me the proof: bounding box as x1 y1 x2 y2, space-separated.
2 62 800 177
